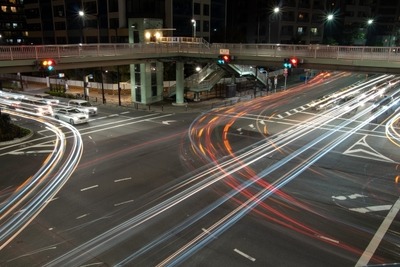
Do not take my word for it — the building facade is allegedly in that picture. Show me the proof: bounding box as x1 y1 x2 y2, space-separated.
0 0 27 44
21 0 225 45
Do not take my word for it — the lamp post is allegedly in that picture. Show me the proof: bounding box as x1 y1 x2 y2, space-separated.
191 19 196 38
324 13 335 44
79 10 100 43
366 19 374 45
268 7 280 43
79 10 85 43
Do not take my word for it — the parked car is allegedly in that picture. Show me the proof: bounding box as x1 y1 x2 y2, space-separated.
68 100 97 115
34 93 60 105
54 107 89 125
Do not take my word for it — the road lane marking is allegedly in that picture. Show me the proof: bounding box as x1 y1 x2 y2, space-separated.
76 213 89 219
234 248 256 262
114 177 132 182
201 228 217 239
109 114 119 117
80 185 99 191
317 235 339 244
356 197 400 267
114 199 134 206
344 136 395 163
120 111 130 114
350 205 392 214
80 263 104 267
95 116 107 120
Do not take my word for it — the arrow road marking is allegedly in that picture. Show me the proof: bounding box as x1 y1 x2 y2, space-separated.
162 120 177 125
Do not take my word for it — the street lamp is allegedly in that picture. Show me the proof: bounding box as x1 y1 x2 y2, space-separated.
366 19 374 45
324 13 335 44
78 10 100 43
268 7 280 43
191 19 196 38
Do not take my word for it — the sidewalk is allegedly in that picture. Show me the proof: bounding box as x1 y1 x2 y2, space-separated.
19 73 309 113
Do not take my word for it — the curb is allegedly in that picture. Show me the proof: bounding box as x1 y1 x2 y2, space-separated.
0 127 33 147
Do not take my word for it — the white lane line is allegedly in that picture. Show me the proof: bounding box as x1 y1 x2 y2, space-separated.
76 213 89 219
120 111 130 114
114 199 134 206
201 228 217 239
95 116 107 120
350 205 392 214
109 114 119 117
356 197 400 267
80 263 104 267
234 248 256 262
317 235 339 244
285 111 291 116
8 150 54 155
293 109 299 112
276 114 283 119
114 177 132 183
80 185 99 191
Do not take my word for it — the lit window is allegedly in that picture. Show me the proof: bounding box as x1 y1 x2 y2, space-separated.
1 6 6 12
311 27 318 35
11 6 16 12
297 27 304 34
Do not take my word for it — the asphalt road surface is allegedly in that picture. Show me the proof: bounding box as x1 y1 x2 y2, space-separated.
1 72 400 267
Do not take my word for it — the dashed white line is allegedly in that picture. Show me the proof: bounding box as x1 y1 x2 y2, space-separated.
120 111 130 114
114 177 132 183
276 114 283 119
234 248 256 262
317 235 339 244
109 114 119 117
201 228 217 239
80 263 104 267
285 111 291 116
114 199 134 206
76 213 89 219
80 185 99 191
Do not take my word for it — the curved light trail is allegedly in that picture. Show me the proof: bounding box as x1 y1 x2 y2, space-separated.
42 74 400 266
0 109 83 250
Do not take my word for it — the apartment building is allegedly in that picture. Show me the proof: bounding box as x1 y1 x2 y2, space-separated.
0 0 27 44
21 0 225 45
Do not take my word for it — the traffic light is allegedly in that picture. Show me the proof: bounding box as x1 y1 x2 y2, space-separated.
283 58 292 69
217 54 232 64
36 59 56 71
42 59 55 71
290 57 298 68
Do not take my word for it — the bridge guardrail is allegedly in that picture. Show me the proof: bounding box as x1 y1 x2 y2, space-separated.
1 39 400 63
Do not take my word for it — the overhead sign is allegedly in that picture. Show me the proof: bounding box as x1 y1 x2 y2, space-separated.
219 49 230 55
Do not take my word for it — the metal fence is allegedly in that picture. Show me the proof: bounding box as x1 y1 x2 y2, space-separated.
1 39 400 62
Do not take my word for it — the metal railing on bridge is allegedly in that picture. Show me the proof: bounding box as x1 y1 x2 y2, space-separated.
1 38 400 62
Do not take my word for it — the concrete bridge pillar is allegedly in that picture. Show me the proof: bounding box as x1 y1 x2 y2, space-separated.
139 63 151 104
156 61 164 98
174 61 185 105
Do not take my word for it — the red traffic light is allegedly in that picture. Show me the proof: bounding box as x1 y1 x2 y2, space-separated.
289 57 298 67
217 54 233 64
40 59 56 71
222 55 231 62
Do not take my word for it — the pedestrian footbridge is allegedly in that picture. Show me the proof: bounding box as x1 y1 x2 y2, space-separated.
1 37 400 105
